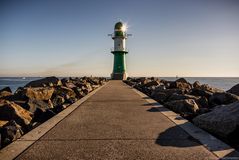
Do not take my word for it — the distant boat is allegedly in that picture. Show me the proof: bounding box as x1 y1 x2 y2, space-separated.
22 77 26 80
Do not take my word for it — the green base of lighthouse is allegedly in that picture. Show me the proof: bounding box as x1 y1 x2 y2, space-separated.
111 51 128 80
111 72 127 80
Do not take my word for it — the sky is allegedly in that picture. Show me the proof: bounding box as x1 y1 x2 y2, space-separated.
0 0 239 77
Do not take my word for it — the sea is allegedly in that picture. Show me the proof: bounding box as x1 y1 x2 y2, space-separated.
0 77 238 93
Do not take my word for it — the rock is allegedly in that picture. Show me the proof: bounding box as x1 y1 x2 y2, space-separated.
52 95 65 106
193 101 239 138
196 96 209 108
26 87 54 101
63 82 76 89
169 78 192 92
227 84 239 96
151 92 168 103
151 88 183 103
191 84 224 98
65 97 77 104
61 78 69 85
81 83 93 94
124 80 136 86
167 93 200 102
136 77 149 85
143 80 161 88
0 120 8 127
0 120 23 147
209 92 239 106
0 87 12 93
190 88 213 98
0 87 12 98
0 91 12 99
164 99 199 114
6 87 28 101
175 78 188 83
87 78 100 85
0 100 32 128
72 87 86 99
200 84 224 93
54 86 76 99
27 99 53 113
193 81 201 88
25 76 61 87
160 80 172 89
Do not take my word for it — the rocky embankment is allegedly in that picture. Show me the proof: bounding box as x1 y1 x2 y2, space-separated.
124 77 239 149
0 76 107 148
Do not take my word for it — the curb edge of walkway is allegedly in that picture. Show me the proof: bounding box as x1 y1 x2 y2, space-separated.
0 82 109 160
132 86 239 160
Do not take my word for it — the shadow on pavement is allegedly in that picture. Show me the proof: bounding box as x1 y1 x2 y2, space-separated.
155 125 201 147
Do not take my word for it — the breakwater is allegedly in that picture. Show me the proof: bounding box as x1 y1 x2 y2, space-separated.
0 76 107 148
124 77 239 150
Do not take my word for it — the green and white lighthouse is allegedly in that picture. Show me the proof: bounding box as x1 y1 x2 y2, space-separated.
109 21 131 80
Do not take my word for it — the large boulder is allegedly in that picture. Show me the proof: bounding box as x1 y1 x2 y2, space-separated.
191 84 224 98
135 77 149 85
167 93 200 102
0 120 8 127
0 120 23 147
151 88 183 103
196 96 209 108
175 78 189 83
72 87 86 99
81 83 93 94
209 92 239 106
193 81 201 89
200 84 224 93
26 87 54 101
227 84 239 96
169 78 192 92
27 99 53 112
143 80 161 88
0 87 12 93
25 76 61 87
52 95 65 107
0 100 32 128
193 101 239 139
63 82 76 89
5 87 28 102
164 99 199 114
0 87 12 99
54 86 76 98
0 90 12 99
190 88 213 98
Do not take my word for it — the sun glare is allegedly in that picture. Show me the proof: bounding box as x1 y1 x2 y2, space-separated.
121 24 128 32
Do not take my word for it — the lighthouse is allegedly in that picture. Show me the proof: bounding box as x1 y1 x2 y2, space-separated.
109 21 131 80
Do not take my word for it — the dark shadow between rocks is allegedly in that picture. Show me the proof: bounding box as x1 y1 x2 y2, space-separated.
142 97 151 100
147 107 161 112
142 102 159 106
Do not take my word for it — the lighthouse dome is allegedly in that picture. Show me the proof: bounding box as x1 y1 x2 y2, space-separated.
114 22 123 30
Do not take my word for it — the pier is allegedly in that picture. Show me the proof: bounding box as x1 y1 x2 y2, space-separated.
1 81 239 159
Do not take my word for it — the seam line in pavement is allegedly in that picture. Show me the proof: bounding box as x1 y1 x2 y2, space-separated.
31 138 194 141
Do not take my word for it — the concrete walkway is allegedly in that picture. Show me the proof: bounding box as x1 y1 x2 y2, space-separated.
15 81 217 160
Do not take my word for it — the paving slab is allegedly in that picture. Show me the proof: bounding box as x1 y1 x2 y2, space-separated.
15 81 217 160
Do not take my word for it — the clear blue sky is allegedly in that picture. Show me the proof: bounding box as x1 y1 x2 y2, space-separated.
1 0 239 77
